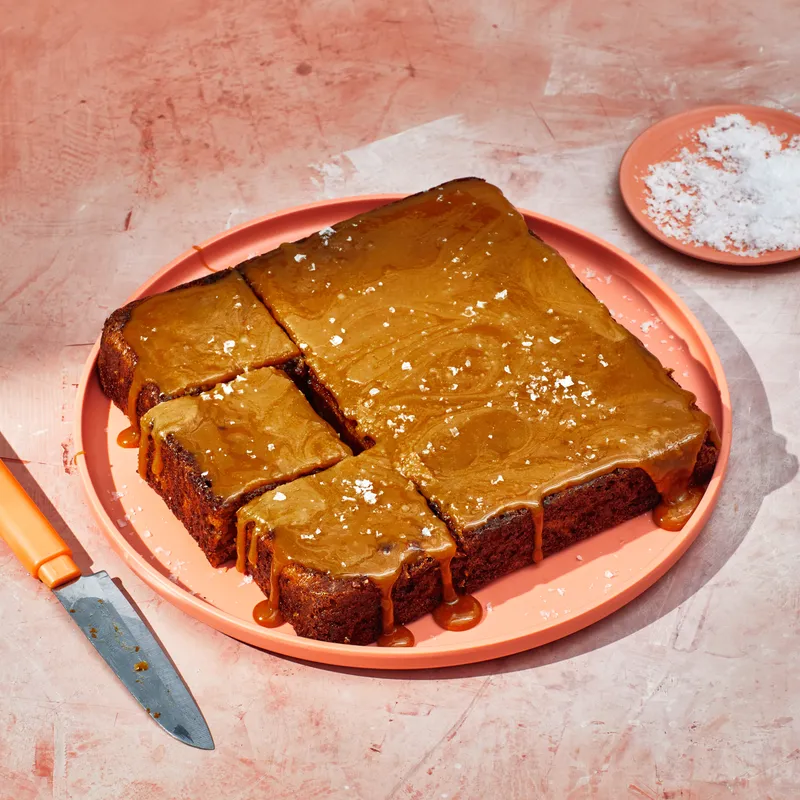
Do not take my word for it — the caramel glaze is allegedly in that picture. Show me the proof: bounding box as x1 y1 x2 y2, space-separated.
138 367 350 506
122 270 298 427
241 178 716 593
237 449 469 644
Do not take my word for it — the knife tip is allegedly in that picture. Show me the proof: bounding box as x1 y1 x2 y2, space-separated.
168 722 215 751
192 739 216 752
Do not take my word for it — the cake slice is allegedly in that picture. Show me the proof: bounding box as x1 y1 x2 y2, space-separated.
237 448 471 646
98 269 300 425
139 367 351 566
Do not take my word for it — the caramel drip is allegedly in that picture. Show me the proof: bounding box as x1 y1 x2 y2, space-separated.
117 426 140 449
242 178 715 542
253 600 284 628
253 552 286 628
376 582 408 647
245 514 259 572
236 521 248 574
432 558 482 632
137 367 350 499
192 244 216 273
654 486 705 531
377 624 415 647
121 270 299 427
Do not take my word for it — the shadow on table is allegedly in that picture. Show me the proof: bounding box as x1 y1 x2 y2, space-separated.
317 280 797 681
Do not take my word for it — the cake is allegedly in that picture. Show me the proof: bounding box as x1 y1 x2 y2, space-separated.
98 177 719 646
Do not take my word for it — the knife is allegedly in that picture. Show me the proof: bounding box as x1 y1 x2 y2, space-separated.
0 459 214 750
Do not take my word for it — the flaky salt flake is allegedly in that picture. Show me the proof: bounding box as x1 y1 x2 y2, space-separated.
494 289 508 300
490 474 504 484
294 253 307 262
273 491 287 501
369 387 380 396
401 361 412 371
640 320 657 334
549 336 561 344
330 334 343 346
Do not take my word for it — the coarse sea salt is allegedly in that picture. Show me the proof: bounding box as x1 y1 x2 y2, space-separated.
644 114 800 256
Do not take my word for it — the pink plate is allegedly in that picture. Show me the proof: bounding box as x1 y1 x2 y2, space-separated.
619 104 800 266
74 196 731 670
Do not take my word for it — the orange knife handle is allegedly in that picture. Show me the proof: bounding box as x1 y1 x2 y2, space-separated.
0 460 81 589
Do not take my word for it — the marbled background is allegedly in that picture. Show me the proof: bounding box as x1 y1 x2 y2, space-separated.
1 1 799 797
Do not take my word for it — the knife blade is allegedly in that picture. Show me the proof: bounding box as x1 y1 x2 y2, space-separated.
0 459 214 750
55 571 214 749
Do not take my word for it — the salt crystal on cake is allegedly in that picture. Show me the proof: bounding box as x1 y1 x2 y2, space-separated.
644 114 800 255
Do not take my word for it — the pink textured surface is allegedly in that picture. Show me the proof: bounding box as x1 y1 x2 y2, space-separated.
1 0 798 797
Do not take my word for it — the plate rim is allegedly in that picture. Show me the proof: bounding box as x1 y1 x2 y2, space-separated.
74 194 732 670
619 103 800 266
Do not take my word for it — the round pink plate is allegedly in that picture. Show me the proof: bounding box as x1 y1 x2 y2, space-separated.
75 196 731 670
